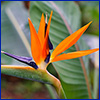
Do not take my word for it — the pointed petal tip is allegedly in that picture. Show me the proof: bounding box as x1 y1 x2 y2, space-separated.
91 48 99 53
28 18 31 23
28 17 30 20
83 21 92 30
93 48 99 51
42 13 44 16
51 10 53 14
96 48 99 51
87 21 92 26
90 21 92 23
50 11 53 17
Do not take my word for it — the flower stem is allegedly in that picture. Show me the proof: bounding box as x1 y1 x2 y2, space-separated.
45 84 57 99
46 70 66 99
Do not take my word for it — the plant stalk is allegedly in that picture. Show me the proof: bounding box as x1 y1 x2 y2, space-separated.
45 70 66 99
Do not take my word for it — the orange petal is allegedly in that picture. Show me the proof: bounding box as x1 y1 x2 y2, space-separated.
28 18 42 64
51 48 99 62
51 21 92 59
42 11 53 60
45 11 53 39
38 13 45 48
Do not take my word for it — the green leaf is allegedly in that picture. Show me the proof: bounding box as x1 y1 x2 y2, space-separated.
29 1 91 99
1 1 30 65
1 1 57 99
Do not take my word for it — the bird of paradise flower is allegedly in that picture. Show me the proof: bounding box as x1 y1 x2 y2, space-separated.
1 11 99 98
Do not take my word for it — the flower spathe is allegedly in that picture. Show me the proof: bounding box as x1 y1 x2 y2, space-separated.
1 11 99 70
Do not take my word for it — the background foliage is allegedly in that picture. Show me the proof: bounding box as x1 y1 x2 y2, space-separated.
1 1 99 99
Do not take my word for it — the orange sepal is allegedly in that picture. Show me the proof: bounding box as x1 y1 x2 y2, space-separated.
28 18 42 64
42 11 53 60
38 13 45 48
45 11 53 40
51 21 92 59
51 48 99 62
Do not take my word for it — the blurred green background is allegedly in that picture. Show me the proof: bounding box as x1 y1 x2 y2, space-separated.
1 1 99 99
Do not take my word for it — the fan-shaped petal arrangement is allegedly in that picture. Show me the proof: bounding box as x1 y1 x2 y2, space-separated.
1 11 99 70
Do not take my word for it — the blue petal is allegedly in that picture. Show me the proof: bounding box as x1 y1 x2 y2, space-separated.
29 62 38 69
3 51 32 62
48 37 53 50
45 23 47 34
45 52 50 63
45 23 53 50
2 51 38 69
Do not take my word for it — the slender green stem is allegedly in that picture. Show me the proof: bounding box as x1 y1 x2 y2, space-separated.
45 84 57 99
46 70 66 99
38 63 66 98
